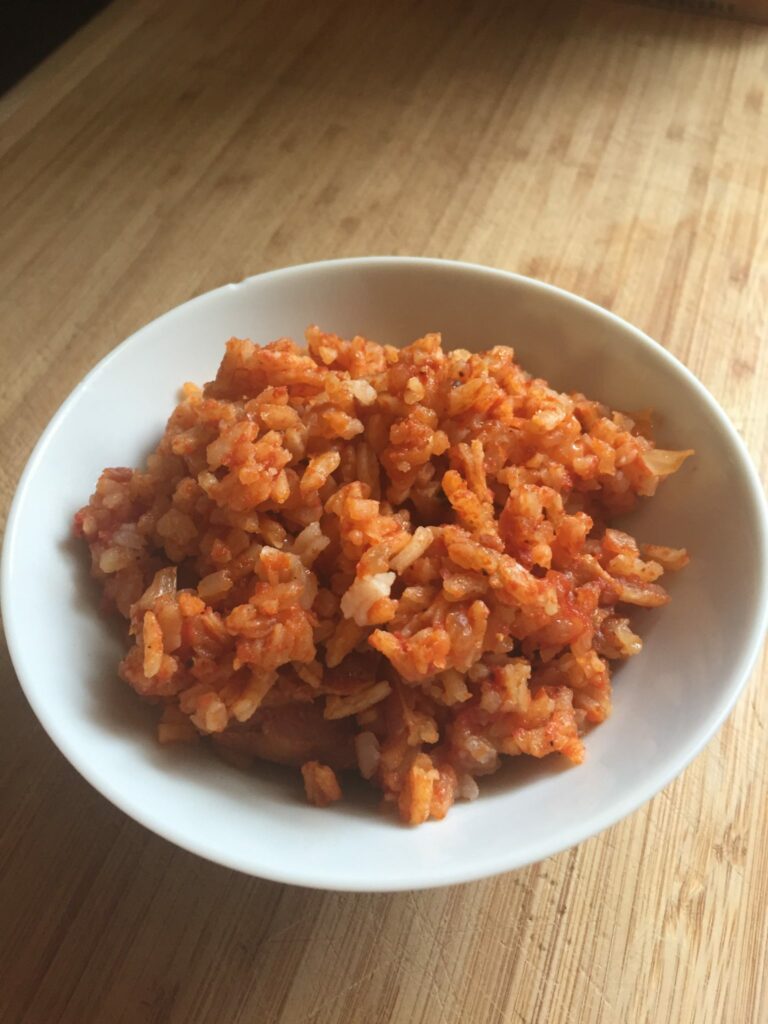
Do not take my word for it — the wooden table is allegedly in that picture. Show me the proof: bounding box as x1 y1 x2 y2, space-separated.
2 2 767 1021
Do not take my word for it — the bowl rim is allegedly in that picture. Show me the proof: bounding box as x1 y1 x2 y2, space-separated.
3 255 768 891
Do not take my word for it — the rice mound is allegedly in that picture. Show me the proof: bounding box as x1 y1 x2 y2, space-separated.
74 328 691 824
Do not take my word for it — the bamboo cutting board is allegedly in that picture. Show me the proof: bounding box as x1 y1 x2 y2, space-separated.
625 0 768 22
1 2 767 1022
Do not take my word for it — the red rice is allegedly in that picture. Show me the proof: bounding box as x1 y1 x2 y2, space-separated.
74 328 691 824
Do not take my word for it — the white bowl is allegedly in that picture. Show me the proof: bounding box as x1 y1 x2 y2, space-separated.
3 257 767 891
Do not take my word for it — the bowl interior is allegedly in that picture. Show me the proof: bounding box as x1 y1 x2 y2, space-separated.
4 258 766 890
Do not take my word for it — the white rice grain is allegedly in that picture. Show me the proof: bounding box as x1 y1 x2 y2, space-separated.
340 572 396 626
354 731 381 779
389 527 434 573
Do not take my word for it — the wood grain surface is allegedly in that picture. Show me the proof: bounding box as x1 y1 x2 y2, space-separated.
2 2 767 1022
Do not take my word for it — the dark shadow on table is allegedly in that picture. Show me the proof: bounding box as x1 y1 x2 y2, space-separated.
1 0 113 95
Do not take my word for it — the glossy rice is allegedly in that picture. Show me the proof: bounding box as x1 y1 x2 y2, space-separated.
74 328 691 824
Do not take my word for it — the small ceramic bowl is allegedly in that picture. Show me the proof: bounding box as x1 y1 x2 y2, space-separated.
3 257 766 891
